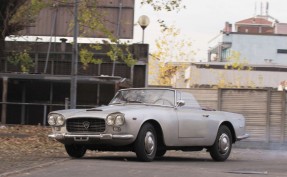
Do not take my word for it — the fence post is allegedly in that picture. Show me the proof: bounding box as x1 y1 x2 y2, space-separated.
266 88 271 143
1 77 8 124
217 88 222 111
65 98 69 109
281 91 286 143
43 105 47 126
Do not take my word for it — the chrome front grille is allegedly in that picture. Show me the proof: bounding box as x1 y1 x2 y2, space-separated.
66 118 106 133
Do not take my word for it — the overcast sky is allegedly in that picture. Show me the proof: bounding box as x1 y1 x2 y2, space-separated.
133 0 287 61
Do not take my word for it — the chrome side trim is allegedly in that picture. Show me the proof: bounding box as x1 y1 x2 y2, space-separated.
48 133 134 140
236 133 249 141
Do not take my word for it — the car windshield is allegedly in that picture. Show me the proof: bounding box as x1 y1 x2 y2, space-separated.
109 89 175 107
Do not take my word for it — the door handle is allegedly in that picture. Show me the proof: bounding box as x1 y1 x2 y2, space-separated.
202 115 209 118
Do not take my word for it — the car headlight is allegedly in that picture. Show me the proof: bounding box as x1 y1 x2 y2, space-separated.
106 113 125 126
48 114 65 126
106 115 115 126
115 115 125 126
48 115 56 126
55 115 65 125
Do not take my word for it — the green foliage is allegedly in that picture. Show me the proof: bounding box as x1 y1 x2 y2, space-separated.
2 0 186 71
9 0 47 34
149 25 195 85
8 50 34 72
124 47 136 67
0 0 50 60
214 50 253 88
90 44 103 51
157 63 189 86
224 51 252 71
76 0 185 68
140 0 185 12
77 0 116 41
73 1 136 68
79 48 102 70
142 0 186 34
107 43 136 67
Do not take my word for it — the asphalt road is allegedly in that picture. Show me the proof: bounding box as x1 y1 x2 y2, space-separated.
9 148 287 177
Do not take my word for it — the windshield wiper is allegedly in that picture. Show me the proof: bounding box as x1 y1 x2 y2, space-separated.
109 102 124 105
127 100 143 103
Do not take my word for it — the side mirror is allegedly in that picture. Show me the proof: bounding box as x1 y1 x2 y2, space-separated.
177 100 185 107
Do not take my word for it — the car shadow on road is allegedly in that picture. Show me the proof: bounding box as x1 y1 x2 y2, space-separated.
77 155 214 162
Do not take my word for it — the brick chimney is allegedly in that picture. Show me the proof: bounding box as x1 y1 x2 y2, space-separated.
60 38 67 60
223 22 232 34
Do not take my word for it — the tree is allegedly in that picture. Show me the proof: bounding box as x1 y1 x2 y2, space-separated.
224 51 252 71
75 0 185 69
0 0 185 68
149 25 195 86
8 50 34 72
0 0 46 57
140 0 185 11
210 50 254 88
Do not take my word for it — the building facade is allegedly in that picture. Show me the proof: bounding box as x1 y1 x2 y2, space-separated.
171 63 287 89
208 15 287 64
0 41 148 125
0 0 149 125
171 12 287 88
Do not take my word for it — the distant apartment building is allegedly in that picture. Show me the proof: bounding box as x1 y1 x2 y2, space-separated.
172 7 287 89
208 14 287 64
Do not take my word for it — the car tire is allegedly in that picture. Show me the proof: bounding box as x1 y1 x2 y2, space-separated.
65 144 87 158
134 123 157 162
156 149 167 158
209 125 232 161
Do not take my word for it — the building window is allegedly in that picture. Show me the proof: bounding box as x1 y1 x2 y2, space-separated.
277 49 287 54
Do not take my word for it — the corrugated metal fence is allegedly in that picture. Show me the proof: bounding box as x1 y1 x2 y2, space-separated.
187 88 286 143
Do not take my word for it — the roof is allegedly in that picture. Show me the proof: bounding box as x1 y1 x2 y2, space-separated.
0 73 131 86
192 62 287 72
236 17 273 26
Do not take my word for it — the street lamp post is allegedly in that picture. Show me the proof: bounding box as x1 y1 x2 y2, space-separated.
70 0 79 109
138 15 150 43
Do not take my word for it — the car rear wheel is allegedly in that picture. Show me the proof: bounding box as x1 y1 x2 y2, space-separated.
134 123 157 162
65 144 87 158
209 125 232 161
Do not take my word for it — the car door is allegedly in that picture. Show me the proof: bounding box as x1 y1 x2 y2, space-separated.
177 107 209 138
176 91 209 139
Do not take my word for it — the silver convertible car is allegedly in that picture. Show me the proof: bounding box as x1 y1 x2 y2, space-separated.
48 88 248 162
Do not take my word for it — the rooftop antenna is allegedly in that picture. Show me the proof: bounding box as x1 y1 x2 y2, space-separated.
260 1 263 16
254 2 257 17
266 1 269 16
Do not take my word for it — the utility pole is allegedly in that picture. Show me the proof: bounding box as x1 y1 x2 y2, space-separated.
111 0 122 76
70 0 78 109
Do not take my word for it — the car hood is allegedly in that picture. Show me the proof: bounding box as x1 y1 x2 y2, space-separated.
50 104 163 119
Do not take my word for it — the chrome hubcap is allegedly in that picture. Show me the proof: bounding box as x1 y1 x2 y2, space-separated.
218 133 230 154
144 131 155 155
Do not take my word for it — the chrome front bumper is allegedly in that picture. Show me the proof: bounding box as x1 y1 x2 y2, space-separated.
48 133 134 141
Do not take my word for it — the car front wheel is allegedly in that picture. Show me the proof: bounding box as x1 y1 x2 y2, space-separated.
209 125 232 161
65 144 87 158
134 123 157 162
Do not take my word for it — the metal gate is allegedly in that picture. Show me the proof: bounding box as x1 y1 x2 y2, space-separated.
220 89 267 142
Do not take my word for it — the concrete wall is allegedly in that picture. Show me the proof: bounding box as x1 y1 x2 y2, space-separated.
172 65 287 88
